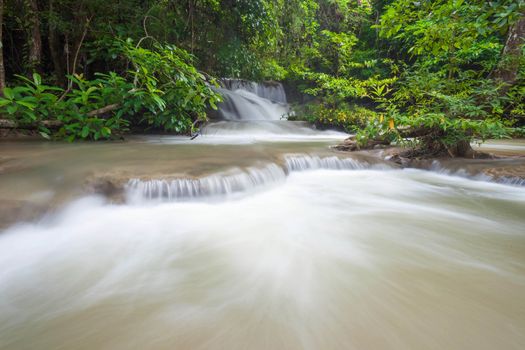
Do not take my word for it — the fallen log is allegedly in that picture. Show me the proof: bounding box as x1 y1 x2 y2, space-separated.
0 119 62 129
86 103 120 117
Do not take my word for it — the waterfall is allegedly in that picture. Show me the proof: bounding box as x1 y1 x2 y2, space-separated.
125 155 525 203
125 155 383 202
214 79 291 121
126 163 287 202
203 79 349 140
220 79 287 103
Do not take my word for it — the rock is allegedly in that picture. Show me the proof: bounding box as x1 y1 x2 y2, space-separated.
0 199 48 230
482 165 525 184
84 175 127 203
334 136 391 152
333 137 360 151
385 154 411 167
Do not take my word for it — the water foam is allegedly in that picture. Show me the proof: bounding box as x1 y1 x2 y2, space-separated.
125 155 382 202
430 160 525 186
1 170 525 350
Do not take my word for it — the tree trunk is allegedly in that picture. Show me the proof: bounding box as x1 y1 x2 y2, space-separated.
494 10 525 90
447 140 475 158
67 17 91 90
0 0 5 93
25 0 42 72
48 0 65 86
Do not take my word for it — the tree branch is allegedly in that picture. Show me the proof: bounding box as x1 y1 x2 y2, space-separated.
86 103 120 117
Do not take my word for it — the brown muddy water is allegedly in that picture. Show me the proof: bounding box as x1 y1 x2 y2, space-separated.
1 128 525 350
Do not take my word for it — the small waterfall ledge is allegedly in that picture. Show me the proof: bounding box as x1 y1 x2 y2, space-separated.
124 155 387 203
85 154 525 204
124 154 525 203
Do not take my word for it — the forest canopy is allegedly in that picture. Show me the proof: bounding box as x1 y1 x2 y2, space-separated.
0 0 523 154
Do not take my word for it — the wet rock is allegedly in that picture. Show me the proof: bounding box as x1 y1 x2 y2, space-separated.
333 137 361 151
481 165 525 185
0 199 48 231
334 136 391 152
385 154 411 167
84 174 128 203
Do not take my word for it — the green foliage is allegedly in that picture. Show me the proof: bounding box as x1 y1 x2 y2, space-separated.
285 0 524 152
370 0 524 149
55 73 132 141
0 73 61 126
120 40 222 133
297 103 378 133
1 0 523 148
0 41 221 140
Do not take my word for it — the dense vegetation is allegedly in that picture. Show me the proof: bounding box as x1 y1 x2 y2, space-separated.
0 0 523 154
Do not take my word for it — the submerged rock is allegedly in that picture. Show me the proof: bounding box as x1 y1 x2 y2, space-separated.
0 199 48 230
84 173 129 203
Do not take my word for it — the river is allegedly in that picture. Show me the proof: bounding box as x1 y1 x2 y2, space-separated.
0 81 524 350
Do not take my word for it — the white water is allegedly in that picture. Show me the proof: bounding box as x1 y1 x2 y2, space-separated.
213 79 291 126
220 79 287 103
1 169 525 350
125 155 380 202
198 121 347 144
205 80 348 142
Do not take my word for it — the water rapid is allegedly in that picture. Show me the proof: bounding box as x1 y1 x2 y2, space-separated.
125 155 380 202
1 169 524 350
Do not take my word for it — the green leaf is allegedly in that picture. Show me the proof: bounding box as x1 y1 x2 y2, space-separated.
6 105 18 114
3 88 14 100
81 126 90 138
101 127 112 137
33 73 42 86
16 100 37 110
39 131 51 140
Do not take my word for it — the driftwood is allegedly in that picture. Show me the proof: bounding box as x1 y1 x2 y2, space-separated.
86 103 120 117
0 119 62 129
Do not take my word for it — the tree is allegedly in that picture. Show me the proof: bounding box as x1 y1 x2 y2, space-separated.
358 0 524 156
25 0 42 72
0 0 5 93
494 8 525 90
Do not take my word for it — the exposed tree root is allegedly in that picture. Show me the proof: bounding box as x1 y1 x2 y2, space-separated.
335 129 493 162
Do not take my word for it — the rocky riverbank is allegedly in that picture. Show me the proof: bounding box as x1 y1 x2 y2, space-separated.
334 136 525 184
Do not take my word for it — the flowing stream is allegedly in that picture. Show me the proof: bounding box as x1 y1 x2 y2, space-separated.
1 81 525 350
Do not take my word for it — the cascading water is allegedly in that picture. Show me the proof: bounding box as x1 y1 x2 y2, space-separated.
125 155 383 202
1 166 525 350
213 79 291 121
202 79 346 140
221 79 288 103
